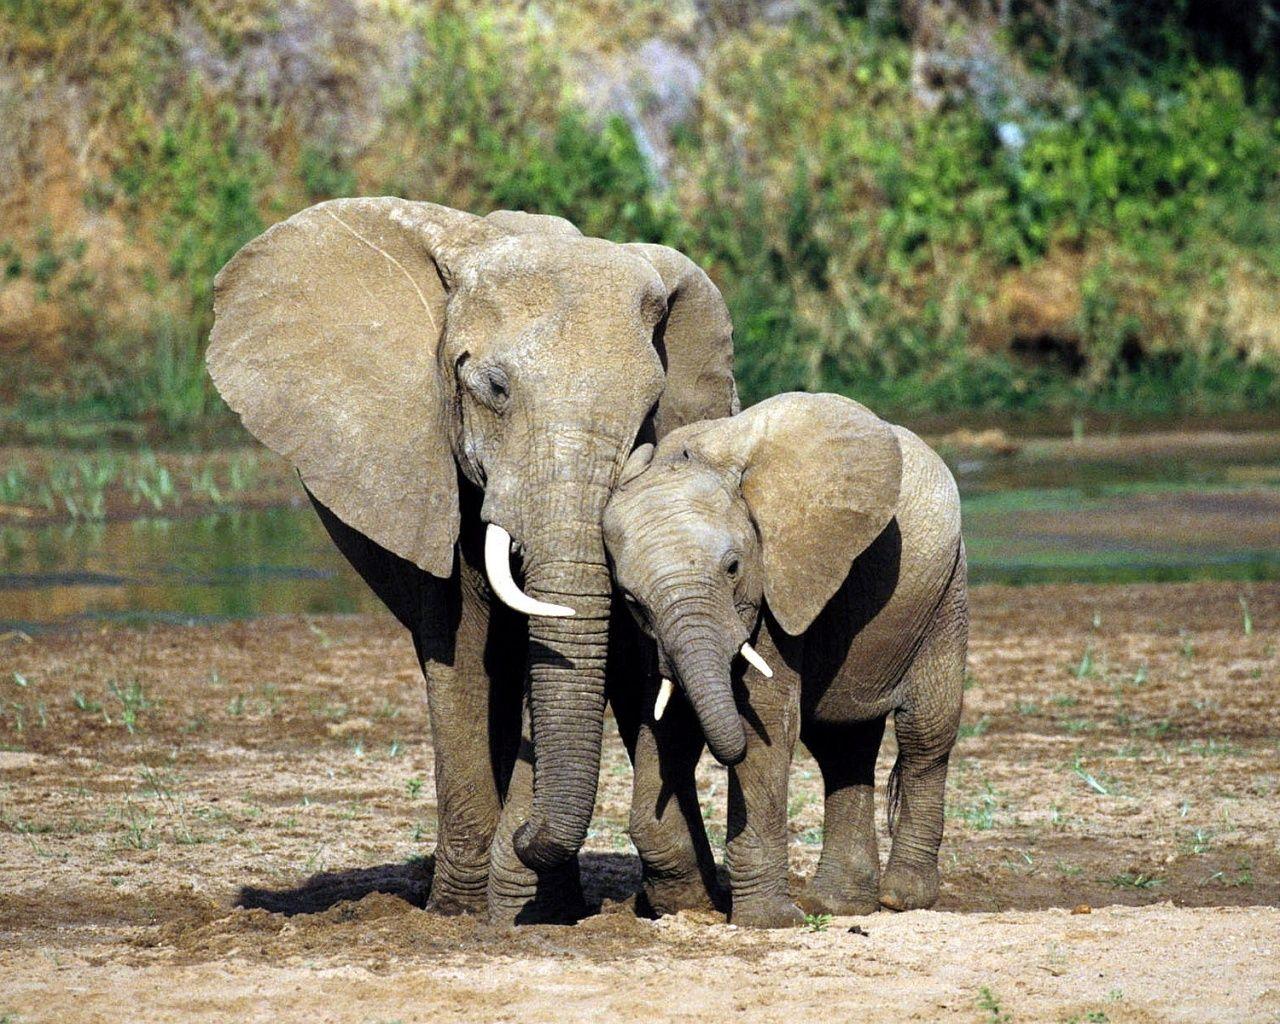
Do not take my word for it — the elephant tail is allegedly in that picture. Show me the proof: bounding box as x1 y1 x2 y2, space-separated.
886 751 904 837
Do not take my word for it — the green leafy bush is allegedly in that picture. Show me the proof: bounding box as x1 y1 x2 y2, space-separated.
672 13 1280 414
115 83 268 323
1 0 1277 441
377 8 678 242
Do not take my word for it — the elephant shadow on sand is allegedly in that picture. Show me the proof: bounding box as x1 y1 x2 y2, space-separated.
236 852 650 918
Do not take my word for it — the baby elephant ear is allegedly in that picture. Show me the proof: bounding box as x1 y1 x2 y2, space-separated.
208 197 489 577
703 393 903 636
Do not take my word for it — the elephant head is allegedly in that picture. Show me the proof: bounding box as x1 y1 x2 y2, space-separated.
207 198 736 868
602 393 902 765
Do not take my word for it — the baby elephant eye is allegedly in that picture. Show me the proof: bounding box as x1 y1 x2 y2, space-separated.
723 554 741 577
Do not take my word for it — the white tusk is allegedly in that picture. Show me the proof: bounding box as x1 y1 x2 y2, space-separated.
654 677 675 721
740 641 773 678
483 524 576 618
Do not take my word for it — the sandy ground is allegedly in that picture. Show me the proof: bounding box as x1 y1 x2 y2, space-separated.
1 582 1278 1022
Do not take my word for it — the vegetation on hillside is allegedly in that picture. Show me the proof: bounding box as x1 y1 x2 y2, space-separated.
1 0 1278 443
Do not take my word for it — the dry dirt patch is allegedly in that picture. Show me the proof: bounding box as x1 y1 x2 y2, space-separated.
1 582 1277 1022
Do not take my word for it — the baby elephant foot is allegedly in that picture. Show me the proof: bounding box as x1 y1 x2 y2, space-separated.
879 862 940 911
798 859 880 917
730 894 806 929
641 872 725 919
797 885 880 918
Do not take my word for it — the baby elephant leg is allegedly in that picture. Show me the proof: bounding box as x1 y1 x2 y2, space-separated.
799 716 887 917
610 612 721 917
628 698 722 917
726 673 805 928
881 577 967 912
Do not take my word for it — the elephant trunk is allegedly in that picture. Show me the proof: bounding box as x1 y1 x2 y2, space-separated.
511 477 615 872
660 601 747 767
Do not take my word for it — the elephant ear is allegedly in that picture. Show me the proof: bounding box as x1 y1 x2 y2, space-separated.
207 197 494 577
694 393 903 636
484 209 582 236
622 244 738 438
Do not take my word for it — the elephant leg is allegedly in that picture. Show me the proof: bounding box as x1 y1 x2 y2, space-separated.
880 575 967 912
798 715 886 917
309 492 507 915
487 695 587 924
418 567 519 915
607 611 721 916
626 693 723 916
725 672 804 928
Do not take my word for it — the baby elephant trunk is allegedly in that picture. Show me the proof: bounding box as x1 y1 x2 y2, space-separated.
666 630 748 767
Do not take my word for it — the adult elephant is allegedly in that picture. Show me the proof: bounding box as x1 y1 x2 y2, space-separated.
207 198 735 923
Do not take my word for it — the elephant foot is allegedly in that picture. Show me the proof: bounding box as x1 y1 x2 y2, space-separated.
488 852 586 926
798 858 880 917
425 889 487 916
879 862 939 911
488 872 586 925
425 850 490 916
639 871 726 919
729 893 806 929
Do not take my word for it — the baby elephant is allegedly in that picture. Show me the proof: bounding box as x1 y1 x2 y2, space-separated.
603 393 966 927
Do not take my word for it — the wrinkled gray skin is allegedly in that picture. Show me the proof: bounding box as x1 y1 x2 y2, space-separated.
206 199 736 923
603 393 967 927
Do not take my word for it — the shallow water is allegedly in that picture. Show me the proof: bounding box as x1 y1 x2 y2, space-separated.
1 455 1277 631
0 508 383 632
961 485 1280 585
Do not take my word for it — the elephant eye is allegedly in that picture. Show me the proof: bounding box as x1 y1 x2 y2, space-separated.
723 553 741 577
468 364 510 412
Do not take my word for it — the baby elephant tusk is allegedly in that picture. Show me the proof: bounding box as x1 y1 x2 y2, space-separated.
653 677 675 721
483 524 576 618
739 641 774 678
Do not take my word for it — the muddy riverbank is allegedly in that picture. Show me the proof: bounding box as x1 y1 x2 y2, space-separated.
2 581 1277 1021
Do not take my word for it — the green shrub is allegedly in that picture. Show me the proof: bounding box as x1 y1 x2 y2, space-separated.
115 82 268 322
1018 67 1277 244
299 145 358 203
377 8 678 242
674 12 1280 413
2 0 1278 440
